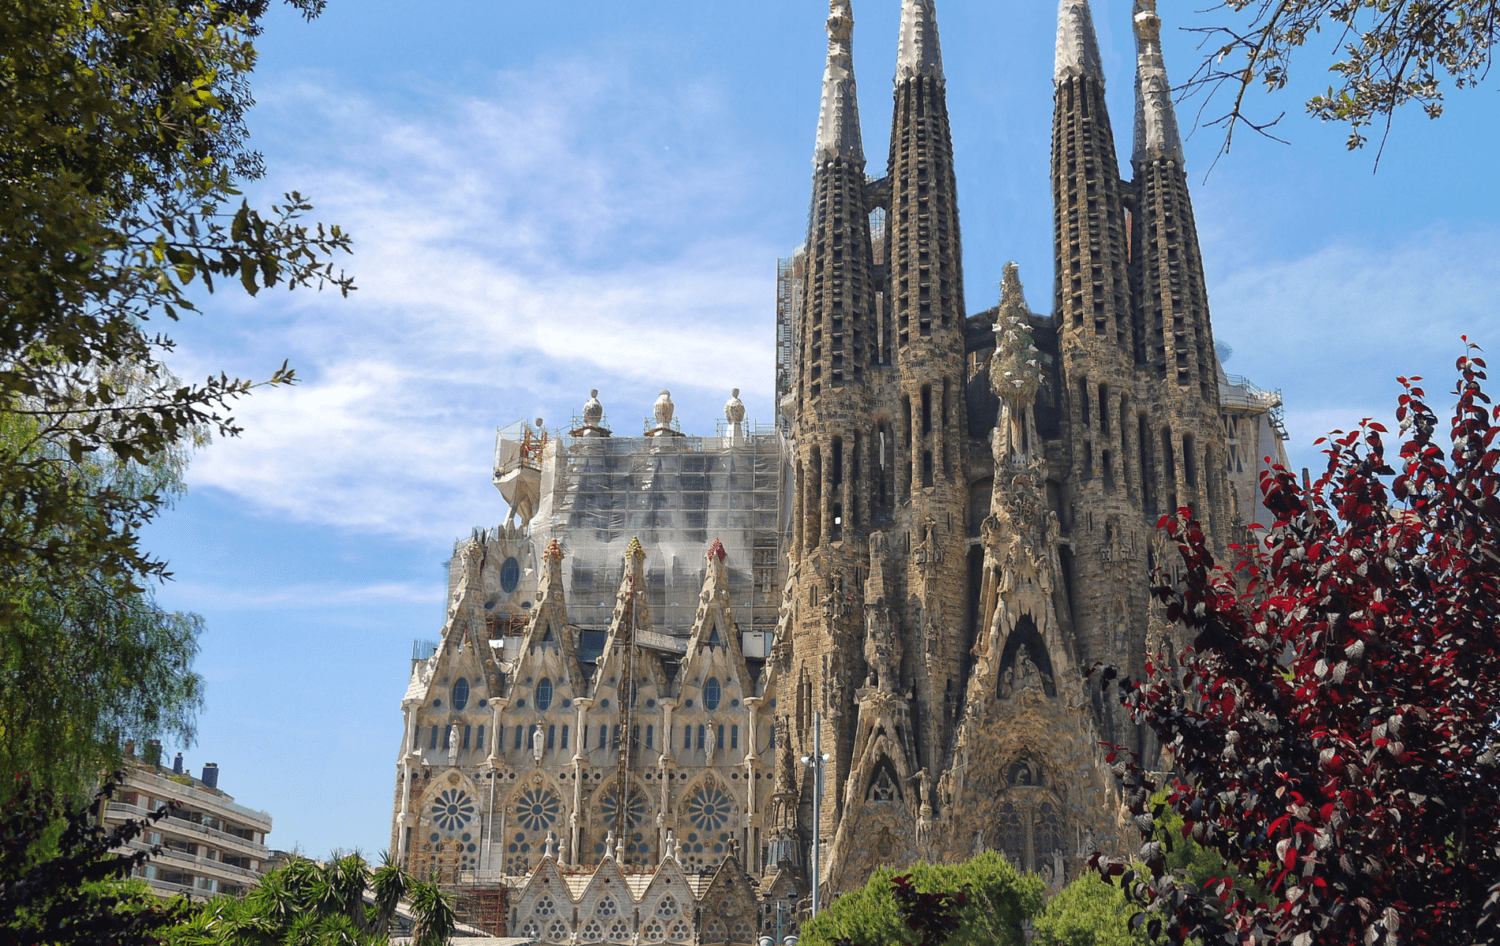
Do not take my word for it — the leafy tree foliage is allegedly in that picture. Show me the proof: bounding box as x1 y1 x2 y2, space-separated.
1097 344 1500 946
1184 1 1500 156
169 853 456 946
798 852 1044 946
1032 871 1146 946
0 0 351 614
0 395 205 799
1 775 187 946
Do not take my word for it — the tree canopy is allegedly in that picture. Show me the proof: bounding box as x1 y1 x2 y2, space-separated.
797 852 1045 946
1186 0 1500 158
0 0 351 615
1098 344 1500 946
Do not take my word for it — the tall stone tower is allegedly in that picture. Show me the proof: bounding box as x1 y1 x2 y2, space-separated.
886 0 969 773
784 0 880 856
1050 0 1151 750
1129 0 1229 548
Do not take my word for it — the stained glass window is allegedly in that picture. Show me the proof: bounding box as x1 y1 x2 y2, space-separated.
452 678 469 711
704 677 722 710
535 678 553 711
516 788 561 833
430 789 475 834
500 557 521 593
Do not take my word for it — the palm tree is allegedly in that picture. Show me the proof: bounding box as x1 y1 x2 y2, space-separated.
171 852 455 946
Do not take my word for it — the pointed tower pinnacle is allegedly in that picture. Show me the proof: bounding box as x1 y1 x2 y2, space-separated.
896 0 944 83
1055 0 1104 83
814 0 863 164
1132 0 1184 165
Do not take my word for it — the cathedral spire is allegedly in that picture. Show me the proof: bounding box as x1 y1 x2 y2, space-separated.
1055 0 1104 84
814 0 863 164
1132 0 1183 165
896 0 944 84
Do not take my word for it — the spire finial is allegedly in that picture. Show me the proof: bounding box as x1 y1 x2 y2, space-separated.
1132 0 1184 164
1055 0 1104 84
896 0 944 84
814 0 864 164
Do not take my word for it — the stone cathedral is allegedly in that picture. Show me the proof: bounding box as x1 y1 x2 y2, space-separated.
389 0 1292 938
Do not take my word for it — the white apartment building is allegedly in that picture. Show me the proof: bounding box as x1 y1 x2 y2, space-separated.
104 747 274 900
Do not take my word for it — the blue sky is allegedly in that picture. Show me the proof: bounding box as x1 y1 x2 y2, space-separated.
140 0 1500 858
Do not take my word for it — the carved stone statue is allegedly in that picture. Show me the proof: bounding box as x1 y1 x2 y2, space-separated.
704 720 717 756
654 390 675 428
447 725 460 766
532 723 545 764
725 388 746 428
583 389 605 428
863 602 900 692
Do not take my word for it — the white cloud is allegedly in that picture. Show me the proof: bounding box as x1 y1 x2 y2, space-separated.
176 57 781 541
1207 226 1500 459
164 579 442 611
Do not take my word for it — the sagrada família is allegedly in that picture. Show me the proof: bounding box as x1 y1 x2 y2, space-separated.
389 1 1291 940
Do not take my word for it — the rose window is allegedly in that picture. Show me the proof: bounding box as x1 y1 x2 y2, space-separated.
520 919 541 940
643 918 667 942
596 896 619 919
430 789 475 834
704 919 727 943
534 895 557 918
733 919 754 941
595 788 651 863
546 919 570 941
581 918 604 942
655 895 679 919
517 788 561 833
608 919 632 941
667 918 692 942
687 786 733 832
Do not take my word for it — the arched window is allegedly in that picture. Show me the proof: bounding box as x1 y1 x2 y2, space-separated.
704 677 722 711
452 678 470 711
535 678 553 712
500 557 521 594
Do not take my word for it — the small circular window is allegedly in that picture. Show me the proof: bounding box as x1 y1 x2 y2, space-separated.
452 678 470 711
704 678 722 711
500 557 521 594
535 678 553 712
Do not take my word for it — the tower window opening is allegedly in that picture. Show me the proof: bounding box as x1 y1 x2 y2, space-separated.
923 451 934 488
1098 384 1110 435
831 437 844 488
1102 450 1115 493
1082 441 1093 481
921 386 932 435
1078 379 1091 427
1183 434 1198 488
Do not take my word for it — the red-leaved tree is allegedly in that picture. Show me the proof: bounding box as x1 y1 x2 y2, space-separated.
1097 343 1500 946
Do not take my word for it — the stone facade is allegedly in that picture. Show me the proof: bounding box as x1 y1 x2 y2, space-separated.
389 0 1293 935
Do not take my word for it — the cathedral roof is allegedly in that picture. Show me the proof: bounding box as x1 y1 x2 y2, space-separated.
814 0 864 164
896 0 944 84
1132 0 1184 164
1054 0 1104 84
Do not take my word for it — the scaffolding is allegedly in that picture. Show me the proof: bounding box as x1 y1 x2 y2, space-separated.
775 250 806 435
534 427 788 638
